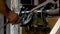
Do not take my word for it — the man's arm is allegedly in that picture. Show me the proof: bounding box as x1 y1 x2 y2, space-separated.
0 0 20 24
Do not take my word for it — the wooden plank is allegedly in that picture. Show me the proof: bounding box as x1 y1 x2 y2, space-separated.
50 18 60 34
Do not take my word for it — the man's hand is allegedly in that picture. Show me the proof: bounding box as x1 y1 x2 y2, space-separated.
8 11 20 24
0 0 20 24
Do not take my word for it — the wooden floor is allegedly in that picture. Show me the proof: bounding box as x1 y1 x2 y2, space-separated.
47 16 59 29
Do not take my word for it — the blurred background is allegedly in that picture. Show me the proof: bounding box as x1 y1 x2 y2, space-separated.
0 0 59 34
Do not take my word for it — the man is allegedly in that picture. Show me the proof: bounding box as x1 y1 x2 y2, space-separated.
0 0 20 24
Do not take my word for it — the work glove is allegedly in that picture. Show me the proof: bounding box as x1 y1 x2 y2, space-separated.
7 11 20 24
